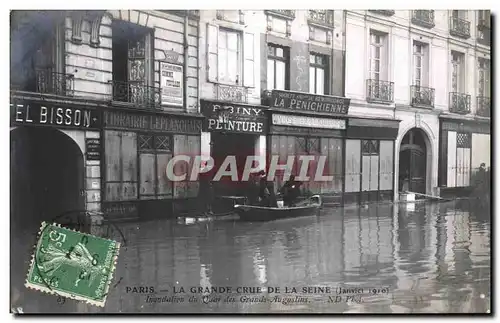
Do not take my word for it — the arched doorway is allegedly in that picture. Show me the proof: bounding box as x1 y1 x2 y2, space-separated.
10 126 85 312
399 128 427 196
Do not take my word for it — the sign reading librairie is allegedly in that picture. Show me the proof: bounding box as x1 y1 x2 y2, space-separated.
160 62 183 107
270 90 350 115
10 102 102 130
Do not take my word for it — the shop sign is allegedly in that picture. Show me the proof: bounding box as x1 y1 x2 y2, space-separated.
104 110 202 134
200 100 268 134
10 102 101 130
272 113 346 130
270 90 350 115
86 138 101 161
160 61 183 107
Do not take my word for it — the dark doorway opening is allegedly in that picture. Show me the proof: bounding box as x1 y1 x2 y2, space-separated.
399 128 427 196
10 127 85 312
210 132 257 196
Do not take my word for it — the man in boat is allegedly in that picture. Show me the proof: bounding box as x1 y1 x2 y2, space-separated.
245 172 261 205
280 174 302 207
257 170 277 207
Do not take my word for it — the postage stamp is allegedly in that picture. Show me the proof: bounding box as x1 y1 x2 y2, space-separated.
25 222 120 307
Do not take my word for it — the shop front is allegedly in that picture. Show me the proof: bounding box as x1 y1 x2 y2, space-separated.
264 90 350 205
10 97 102 230
200 99 268 197
438 116 491 198
101 108 203 221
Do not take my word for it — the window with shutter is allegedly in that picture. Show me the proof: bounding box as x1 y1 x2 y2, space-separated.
243 32 255 87
206 24 219 82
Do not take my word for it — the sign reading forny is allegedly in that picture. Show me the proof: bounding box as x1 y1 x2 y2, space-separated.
272 113 346 130
200 100 267 134
270 90 350 115
11 102 101 129
160 62 183 106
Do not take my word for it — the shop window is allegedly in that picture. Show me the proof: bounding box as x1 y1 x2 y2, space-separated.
454 132 471 187
267 44 290 90
138 133 173 199
104 131 139 202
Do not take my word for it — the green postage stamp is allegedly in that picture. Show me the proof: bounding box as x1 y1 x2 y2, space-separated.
25 222 120 307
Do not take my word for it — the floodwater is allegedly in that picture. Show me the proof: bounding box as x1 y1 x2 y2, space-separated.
11 200 491 314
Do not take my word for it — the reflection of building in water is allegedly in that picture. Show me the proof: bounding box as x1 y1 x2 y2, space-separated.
252 248 267 285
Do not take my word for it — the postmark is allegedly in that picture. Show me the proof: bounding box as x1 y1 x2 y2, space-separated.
25 222 120 307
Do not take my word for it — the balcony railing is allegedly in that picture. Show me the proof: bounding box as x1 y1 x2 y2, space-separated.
215 84 248 103
411 85 435 108
265 10 296 19
368 10 395 16
308 10 334 27
110 80 161 108
35 69 75 96
366 79 394 103
411 10 435 28
449 92 471 114
476 96 490 118
449 17 471 39
477 21 491 46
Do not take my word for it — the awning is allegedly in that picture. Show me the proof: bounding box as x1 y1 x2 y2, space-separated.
346 117 401 140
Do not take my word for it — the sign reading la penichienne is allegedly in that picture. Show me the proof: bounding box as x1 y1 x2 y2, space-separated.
270 90 350 115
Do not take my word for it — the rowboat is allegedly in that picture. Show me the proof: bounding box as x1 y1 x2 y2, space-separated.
234 195 323 222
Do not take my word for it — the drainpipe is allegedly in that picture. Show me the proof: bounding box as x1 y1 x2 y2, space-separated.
184 13 189 113
197 14 201 114
342 10 347 97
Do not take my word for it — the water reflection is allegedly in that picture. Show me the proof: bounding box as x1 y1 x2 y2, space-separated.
12 201 490 314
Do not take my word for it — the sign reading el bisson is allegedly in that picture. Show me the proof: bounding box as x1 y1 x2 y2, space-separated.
160 62 183 106
272 114 346 130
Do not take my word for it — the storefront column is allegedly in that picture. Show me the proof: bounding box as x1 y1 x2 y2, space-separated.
201 131 211 161
84 131 102 218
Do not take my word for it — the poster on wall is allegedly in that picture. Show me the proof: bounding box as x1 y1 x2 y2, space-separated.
160 62 183 107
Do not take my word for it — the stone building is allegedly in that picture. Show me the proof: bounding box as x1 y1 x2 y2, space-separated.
345 10 491 201
10 10 203 225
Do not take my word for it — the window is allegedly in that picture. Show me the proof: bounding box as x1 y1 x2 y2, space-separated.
451 51 465 92
413 42 429 87
452 10 467 19
478 58 490 97
138 134 173 199
309 53 328 95
267 44 289 90
455 132 471 187
369 31 388 81
218 28 241 84
207 24 255 87
478 10 490 26
111 21 153 104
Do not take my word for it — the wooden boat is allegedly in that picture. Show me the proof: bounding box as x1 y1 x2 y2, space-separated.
234 195 323 222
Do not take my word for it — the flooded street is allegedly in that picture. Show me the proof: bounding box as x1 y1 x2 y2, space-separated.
12 200 491 314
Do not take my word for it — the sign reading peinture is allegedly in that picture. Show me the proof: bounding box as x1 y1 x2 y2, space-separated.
160 62 183 106
104 110 202 134
201 100 267 134
11 103 101 129
272 113 346 130
270 90 350 115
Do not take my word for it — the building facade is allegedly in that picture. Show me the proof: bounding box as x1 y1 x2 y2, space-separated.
10 10 203 224
345 10 491 201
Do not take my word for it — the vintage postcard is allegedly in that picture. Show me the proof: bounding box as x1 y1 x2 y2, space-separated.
10 8 491 315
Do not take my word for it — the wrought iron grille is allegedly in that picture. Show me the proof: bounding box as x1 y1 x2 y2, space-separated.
449 17 471 39
410 85 435 108
110 80 161 108
476 96 490 117
308 10 334 27
154 135 172 151
366 79 394 103
215 84 248 103
362 140 379 155
368 10 395 16
35 69 75 96
449 92 471 114
411 10 435 28
138 134 153 150
456 132 471 148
